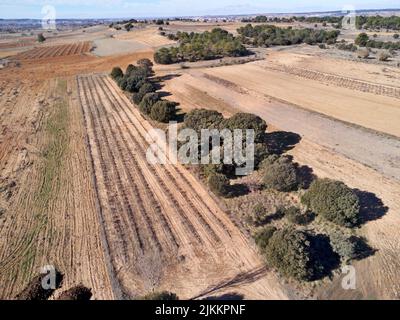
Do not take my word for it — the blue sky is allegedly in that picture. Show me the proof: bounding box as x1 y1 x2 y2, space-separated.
1 0 399 19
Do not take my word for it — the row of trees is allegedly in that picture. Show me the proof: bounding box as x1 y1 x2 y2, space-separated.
356 15 400 30
237 24 340 47
154 28 250 64
110 59 177 123
355 33 400 50
241 15 342 25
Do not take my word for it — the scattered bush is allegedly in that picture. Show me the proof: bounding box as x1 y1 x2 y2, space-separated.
110 66 123 80
207 173 230 197
132 82 155 104
139 92 160 115
37 33 46 43
150 100 177 123
336 42 358 52
282 206 313 225
394 33 399 39
254 226 277 249
248 203 270 226
139 291 179 300
15 269 63 300
301 179 360 227
264 228 314 281
378 51 391 61
355 33 369 46
262 156 299 192
58 285 92 301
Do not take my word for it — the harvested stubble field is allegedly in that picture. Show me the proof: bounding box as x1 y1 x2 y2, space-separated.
76 73 291 299
15 42 92 60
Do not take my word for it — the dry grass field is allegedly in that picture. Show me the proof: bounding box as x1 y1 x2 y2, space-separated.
1 18 400 300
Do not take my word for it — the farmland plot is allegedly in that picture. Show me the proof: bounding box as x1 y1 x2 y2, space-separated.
77 74 289 299
15 42 92 60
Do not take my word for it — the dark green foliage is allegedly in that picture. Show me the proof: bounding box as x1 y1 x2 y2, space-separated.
139 92 160 115
336 42 358 52
110 67 123 79
207 173 230 197
132 82 155 104
150 100 177 123
265 228 314 281
183 109 224 132
355 33 369 46
117 77 128 90
254 226 277 249
301 179 360 227
356 15 400 31
282 206 314 225
37 33 46 43
139 291 178 300
262 156 299 192
249 203 269 226
220 113 267 143
154 28 250 64
58 285 92 301
237 24 340 47
394 33 399 39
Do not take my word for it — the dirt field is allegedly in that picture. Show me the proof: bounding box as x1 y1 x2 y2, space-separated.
76 73 291 299
15 42 92 60
1 20 400 300
160 49 400 299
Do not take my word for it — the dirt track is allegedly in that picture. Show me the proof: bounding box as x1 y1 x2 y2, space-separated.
76 73 291 299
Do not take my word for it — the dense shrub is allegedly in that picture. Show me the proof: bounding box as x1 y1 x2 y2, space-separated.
265 228 314 281
150 100 177 123
58 285 92 301
378 51 391 61
249 203 269 226
139 291 179 300
154 28 249 64
282 206 313 225
110 66 123 79
262 156 299 192
336 42 358 52
183 109 224 132
394 33 399 39
220 113 267 143
356 15 400 30
355 33 369 46
207 173 230 197
139 92 160 115
132 82 155 104
37 33 46 43
301 179 360 227
254 226 277 249
237 24 340 47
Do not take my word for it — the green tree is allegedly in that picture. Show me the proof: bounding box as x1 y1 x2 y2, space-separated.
301 179 360 227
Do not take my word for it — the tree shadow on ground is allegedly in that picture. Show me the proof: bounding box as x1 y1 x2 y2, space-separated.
353 189 388 225
296 164 316 189
227 184 250 198
202 293 244 300
352 236 377 261
265 131 302 154
310 234 341 281
191 266 267 300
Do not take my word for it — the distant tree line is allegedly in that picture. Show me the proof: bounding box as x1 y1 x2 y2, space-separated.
237 24 340 47
356 15 400 30
110 59 177 123
154 28 250 64
241 15 343 25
